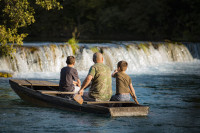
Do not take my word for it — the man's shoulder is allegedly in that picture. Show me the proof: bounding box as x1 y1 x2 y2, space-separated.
93 63 110 69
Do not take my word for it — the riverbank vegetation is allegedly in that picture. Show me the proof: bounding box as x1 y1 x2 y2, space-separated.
67 27 79 55
22 0 200 42
0 0 62 57
1 0 200 57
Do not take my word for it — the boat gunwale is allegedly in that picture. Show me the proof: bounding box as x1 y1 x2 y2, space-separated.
9 79 112 110
9 79 149 116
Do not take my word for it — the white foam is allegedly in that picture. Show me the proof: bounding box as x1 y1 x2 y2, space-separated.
1 42 200 78
11 61 200 79
13 71 89 79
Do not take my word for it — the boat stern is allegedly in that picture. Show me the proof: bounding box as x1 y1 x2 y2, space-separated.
109 106 149 117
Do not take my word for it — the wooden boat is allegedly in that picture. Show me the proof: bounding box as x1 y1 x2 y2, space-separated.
9 79 149 117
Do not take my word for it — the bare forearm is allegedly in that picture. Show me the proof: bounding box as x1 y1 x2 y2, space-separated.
129 83 137 99
130 86 137 98
129 83 139 104
80 75 92 90
77 79 81 87
81 80 87 90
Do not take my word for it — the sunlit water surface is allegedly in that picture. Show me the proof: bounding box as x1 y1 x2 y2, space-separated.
0 63 200 133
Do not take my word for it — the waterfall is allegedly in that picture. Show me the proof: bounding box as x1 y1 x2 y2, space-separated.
185 43 200 59
0 44 73 73
0 42 199 76
102 43 195 71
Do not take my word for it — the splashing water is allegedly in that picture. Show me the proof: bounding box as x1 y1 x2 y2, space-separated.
0 42 199 78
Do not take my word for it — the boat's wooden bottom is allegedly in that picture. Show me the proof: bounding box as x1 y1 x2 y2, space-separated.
9 79 149 117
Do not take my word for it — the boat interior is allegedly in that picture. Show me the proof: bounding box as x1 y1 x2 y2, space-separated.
11 79 140 107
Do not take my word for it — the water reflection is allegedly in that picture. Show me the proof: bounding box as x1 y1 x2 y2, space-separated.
0 73 200 132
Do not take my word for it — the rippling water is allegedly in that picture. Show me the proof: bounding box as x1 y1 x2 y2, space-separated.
1 41 200 132
1 66 200 132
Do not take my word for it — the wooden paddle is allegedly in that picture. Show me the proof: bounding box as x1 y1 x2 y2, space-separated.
73 94 83 104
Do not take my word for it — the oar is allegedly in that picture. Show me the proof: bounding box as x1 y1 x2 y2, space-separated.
25 79 33 89
73 94 83 104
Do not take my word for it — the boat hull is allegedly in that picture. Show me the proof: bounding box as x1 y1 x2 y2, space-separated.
9 79 149 117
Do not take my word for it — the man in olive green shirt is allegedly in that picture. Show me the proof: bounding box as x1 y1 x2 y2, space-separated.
78 52 112 101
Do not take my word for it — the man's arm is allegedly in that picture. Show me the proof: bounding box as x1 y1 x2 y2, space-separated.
129 83 139 104
78 75 93 95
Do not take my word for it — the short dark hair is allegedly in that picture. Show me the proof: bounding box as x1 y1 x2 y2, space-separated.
66 56 75 64
117 61 128 71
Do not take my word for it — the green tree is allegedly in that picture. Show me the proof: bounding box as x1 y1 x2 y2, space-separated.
0 0 62 57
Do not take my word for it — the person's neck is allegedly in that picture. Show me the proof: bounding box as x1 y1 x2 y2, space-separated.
119 70 126 73
67 64 74 67
96 61 103 64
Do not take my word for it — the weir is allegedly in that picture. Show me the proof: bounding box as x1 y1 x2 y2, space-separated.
0 42 199 74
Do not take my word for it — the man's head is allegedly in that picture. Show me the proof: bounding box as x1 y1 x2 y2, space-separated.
66 56 75 65
117 61 128 71
93 52 103 63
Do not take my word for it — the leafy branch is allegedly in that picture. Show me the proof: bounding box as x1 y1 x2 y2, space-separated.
0 0 63 57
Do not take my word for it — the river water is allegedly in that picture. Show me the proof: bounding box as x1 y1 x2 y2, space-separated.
0 42 200 132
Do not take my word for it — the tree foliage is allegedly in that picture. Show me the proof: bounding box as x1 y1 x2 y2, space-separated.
0 0 62 57
0 25 27 56
1 0 200 56
35 0 63 10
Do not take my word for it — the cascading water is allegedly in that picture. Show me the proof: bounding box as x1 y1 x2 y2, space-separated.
102 43 197 74
0 42 199 78
0 44 73 73
185 43 200 59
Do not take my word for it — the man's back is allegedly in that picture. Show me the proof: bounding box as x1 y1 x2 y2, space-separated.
88 63 112 101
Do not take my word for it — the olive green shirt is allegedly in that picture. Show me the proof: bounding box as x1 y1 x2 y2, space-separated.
113 72 132 94
88 63 112 101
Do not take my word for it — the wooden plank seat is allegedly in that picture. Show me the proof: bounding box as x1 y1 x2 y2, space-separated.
12 79 59 86
38 90 75 95
85 101 136 104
